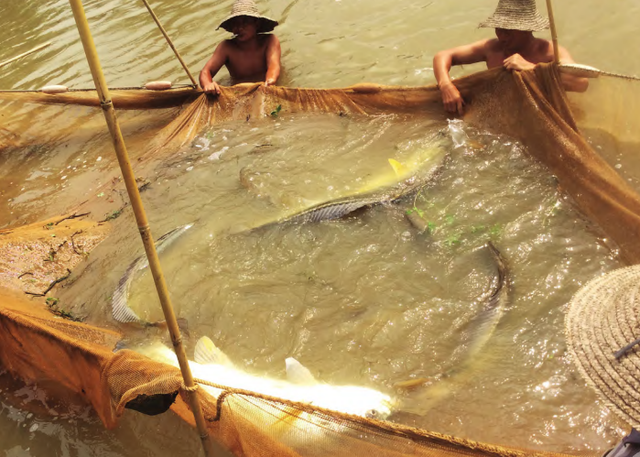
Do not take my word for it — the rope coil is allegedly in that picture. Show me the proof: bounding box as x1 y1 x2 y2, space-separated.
182 383 200 393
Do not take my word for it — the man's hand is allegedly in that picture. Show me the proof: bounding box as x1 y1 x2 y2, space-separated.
439 81 465 116
503 54 536 71
203 81 221 95
263 77 276 88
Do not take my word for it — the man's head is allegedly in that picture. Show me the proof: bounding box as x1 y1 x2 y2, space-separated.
226 16 260 41
218 0 279 35
494 28 534 54
479 0 549 32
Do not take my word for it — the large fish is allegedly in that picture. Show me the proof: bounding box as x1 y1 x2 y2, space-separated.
111 224 193 327
137 336 395 420
113 141 449 324
239 137 451 228
395 242 510 414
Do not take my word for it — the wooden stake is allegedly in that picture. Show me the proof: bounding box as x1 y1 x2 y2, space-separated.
0 42 51 69
67 1 213 455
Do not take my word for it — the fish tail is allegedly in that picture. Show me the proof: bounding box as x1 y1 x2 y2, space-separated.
388 158 405 177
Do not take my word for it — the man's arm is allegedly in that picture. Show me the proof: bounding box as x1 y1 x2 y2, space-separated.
558 46 589 93
264 35 281 86
199 42 228 95
433 40 489 115
504 44 588 92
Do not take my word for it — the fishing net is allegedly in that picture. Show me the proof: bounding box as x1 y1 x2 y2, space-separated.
1 62 638 456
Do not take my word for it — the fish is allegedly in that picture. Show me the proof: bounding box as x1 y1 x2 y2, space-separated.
111 224 193 327
242 139 451 230
113 141 449 328
137 336 395 420
396 242 510 413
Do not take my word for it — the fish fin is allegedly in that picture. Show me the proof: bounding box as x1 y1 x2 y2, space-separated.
194 336 234 367
285 357 318 385
388 158 405 177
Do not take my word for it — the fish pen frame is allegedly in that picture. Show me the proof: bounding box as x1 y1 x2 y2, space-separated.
66 0 214 455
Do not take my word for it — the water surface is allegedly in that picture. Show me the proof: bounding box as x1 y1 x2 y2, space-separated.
1 1 638 455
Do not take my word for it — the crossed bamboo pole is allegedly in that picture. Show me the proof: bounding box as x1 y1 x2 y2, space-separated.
140 0 198 86
0 42 51 69
67 1 213 456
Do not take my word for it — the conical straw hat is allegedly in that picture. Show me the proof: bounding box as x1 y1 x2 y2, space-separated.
217 0 279 34
478 0 550 32
565 265 640 429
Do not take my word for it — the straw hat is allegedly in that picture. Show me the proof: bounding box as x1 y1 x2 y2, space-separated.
478 0 550 32
566 265 640 429
217 0 279 34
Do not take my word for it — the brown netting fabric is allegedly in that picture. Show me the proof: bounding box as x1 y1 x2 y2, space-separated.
0 293 588 457
464 64 640 263
1 62 637 456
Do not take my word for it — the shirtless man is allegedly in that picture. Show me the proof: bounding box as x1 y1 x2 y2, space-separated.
433 0 587 115
200 0 281 95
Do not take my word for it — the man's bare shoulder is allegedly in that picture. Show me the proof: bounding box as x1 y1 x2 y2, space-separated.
534 38 553 54
220 38 238 50
259 34 279 46
483 38 503 53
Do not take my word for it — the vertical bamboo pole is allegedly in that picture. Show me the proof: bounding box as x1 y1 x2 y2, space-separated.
545 0 560 64
67 1 213 456
140 0 198 86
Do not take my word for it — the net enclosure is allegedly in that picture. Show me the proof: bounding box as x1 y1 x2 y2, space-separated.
1 63 639 456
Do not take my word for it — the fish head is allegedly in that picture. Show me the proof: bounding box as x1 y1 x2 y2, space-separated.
310 384 395 420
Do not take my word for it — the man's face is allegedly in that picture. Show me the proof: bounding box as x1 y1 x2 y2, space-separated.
229 16 259 41
495 28 528 54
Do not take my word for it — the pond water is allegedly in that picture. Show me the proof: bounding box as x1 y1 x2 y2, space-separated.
1 0 639 456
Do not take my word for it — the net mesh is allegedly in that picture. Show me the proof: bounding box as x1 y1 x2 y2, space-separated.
1 62 637 456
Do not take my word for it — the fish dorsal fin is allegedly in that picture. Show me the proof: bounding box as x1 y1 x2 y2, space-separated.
388 158 405 177
285 357 318 385
194 336 234 367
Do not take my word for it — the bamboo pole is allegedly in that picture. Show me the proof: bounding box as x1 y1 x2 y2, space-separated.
545 0 560 64
140 0 198 86
67 1 213 456
0 42 51 69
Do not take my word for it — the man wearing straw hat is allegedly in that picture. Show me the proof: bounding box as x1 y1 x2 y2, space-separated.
433 0 585 115
200 0 281 95
566 266 640 457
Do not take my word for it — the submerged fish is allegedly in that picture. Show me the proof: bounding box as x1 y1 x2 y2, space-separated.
396 242 510 413
238 138 451 229
111 224 193 327
138 336 395 420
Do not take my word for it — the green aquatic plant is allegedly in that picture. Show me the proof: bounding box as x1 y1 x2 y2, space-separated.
406 206 437 234
270 105 282 117
405 207 425 218
46 297 83 322
444 234 461 246
489 223 503 238
104 209 122 221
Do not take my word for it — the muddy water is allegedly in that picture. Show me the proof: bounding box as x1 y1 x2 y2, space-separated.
1 0 639 456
